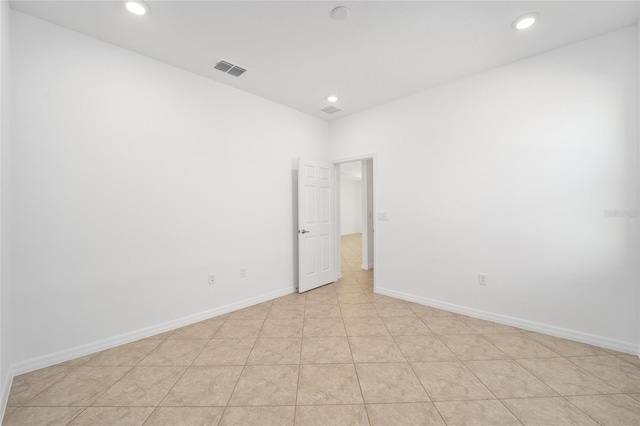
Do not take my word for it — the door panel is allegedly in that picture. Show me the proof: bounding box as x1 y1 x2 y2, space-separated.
298 158 336 292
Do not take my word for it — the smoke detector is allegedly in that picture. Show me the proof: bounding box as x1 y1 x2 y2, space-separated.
331 6 350 20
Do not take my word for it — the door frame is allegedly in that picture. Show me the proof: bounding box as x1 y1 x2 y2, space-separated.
332 154 378 293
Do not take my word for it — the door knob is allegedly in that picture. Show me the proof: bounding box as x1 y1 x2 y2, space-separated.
299 229 310 234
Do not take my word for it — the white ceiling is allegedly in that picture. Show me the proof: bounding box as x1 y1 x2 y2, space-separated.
10 0 640 121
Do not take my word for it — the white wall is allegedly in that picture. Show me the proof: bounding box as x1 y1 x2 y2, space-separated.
0 0 12 412
10 12 329 368
340 174 362 235
330 26 639 352
361 159 374 270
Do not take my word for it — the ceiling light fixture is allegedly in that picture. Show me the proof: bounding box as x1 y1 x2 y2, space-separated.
125 1 150 16
512 12 538 30
327 95 338 103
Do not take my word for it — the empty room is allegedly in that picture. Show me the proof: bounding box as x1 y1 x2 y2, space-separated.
0 0 639 425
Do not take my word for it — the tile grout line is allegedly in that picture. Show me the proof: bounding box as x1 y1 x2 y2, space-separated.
149 314 229 424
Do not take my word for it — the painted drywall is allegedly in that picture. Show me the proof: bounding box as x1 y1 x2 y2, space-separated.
0 0 12 411
340 172 362 235
361 159 374 270
330 26 639 352
10 12 329 367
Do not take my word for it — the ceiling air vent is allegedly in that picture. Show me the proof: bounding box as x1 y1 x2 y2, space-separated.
227 66 247 77
213 59 247 77
322 106 342 114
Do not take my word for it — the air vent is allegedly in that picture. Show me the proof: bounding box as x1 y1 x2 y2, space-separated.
213 60 233 72
321 106 342 114
227 66 247 77
212 59 247 77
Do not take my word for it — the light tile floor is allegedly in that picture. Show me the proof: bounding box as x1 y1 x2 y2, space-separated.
3 233 640 425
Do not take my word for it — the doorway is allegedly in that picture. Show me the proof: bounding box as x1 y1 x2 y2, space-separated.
337 158 375 290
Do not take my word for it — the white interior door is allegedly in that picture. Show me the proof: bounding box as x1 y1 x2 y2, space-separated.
298 158 335 292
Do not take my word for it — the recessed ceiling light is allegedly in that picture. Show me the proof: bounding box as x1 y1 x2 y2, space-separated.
331 6 350 20
512 12 538 30
125 1 150 16
327 95 338 103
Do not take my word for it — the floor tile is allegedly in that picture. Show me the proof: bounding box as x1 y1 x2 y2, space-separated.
85 340 161 366
69 407 154 425
339 303 379 318
168 318 225 340
568 355 640 393
366 402 445 425
7 365 76 406
192 339 255 366
247 338 302 365
382 317 432 336
337 293 371 304
300 337 353 364
259 319 304 338
139 339 207 366
349 337 406 362
394 335 458 362
465 360 557 398
272 293 306 305
368 294 405 305
435 400 521 425
294 405 368 426
459 317 521 334
305 304 341 318
25 366 131 406
93 366 185 406
375 304 417 318
484 334 559 359
306 284 336 294
228 365 299 406
144 330 175 340
617 354 640 368
303 318 346 337
215 319 264 339
518 358 619 395
145 407 224 426
422 317 476 335
297 364 363 405
305 293 338 305
525 333 608 356
356 363 429 403
411 361 494 401
502 397 598 425
408 304 455 317
161 366 243 406
267 305 305 319
57 353 97 367
2 407 84 426
344 317 390 336
220 406 295 426
335 284 364 294
567 395 640 425
439 334 508 361
228 304 271 320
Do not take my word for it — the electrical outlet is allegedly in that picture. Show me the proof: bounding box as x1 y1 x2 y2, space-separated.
479 273 488 286
240 268 247 278
209 273 216 286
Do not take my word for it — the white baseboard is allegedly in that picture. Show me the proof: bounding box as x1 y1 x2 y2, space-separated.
11 287 295 376
377 287 639 355
0 367 14 422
